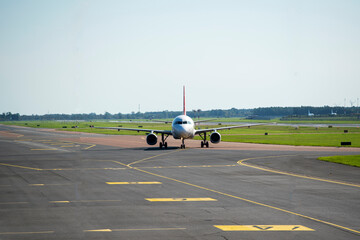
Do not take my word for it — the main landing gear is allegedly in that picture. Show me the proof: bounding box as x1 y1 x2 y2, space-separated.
159 133 169 149
199 133 209 148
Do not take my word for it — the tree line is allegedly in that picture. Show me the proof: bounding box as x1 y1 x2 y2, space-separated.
1 106 359 121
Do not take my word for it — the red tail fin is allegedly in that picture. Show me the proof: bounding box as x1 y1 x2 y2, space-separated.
183 86 186 115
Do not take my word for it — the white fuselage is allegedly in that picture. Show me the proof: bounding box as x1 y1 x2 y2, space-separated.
171 115 196 139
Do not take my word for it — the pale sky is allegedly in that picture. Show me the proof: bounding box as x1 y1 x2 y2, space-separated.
1 0 359 115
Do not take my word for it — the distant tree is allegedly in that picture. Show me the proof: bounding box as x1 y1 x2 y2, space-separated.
104 112 111 119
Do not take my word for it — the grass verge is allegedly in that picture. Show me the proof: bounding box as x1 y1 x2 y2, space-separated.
217 133 360 147
318 155 360 167
1 121 360 147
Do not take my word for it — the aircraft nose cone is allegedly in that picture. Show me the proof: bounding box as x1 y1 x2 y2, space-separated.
173 125 194 139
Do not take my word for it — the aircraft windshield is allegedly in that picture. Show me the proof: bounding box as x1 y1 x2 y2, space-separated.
175 120 190 125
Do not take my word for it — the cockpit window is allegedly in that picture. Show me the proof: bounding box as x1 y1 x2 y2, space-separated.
175 120 189 125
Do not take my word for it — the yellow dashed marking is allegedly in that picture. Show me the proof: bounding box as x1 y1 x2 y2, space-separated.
145 198 217 202
214 225 315 231
29 183 72 186
49 201 70 203
106 182 162 185
84 229 112 232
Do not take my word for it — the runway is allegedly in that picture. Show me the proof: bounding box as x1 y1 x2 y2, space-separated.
0 124 359 239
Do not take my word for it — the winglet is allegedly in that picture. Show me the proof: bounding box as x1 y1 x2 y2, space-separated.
183 85 186 115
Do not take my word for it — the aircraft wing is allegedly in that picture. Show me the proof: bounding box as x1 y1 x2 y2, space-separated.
149 120 172 124
94 127 172 135
152 118 217 124
195 123 267 134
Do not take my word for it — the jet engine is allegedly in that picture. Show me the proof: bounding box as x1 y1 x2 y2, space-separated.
210 132 221 144
146 133 158 145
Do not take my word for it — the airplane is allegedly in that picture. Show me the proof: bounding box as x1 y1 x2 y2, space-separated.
308 110 314 117
95 86 264 149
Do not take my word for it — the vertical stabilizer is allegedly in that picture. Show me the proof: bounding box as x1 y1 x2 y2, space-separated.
183 86 186 115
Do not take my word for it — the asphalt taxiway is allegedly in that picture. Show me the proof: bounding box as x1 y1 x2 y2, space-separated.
0 124 359 239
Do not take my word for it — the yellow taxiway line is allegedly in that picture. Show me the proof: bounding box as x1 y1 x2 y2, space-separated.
127 149 184 167
145 198 217 202
84 144 96 150
133 166 360 234
109 150 360 236
237 155 360 188
0 163 42 171
106 182 162 185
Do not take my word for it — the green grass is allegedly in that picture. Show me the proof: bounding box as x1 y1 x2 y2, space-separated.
279 120 360 124
0 120 170 130
215 125 360 134
318 155 360 167
212 118 360 124
2 120 360 147
216 133 360 147
0 120 170 136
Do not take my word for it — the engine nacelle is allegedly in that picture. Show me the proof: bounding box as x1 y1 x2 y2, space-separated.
210 132 221 144
146 133 158 145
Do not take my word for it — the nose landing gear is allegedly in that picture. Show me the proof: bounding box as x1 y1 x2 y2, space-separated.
180 138 186 149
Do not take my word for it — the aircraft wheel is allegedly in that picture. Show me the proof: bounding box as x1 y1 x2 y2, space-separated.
201 142 204 148
159 142 163 149
164 142 168 148
206 142 209 148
